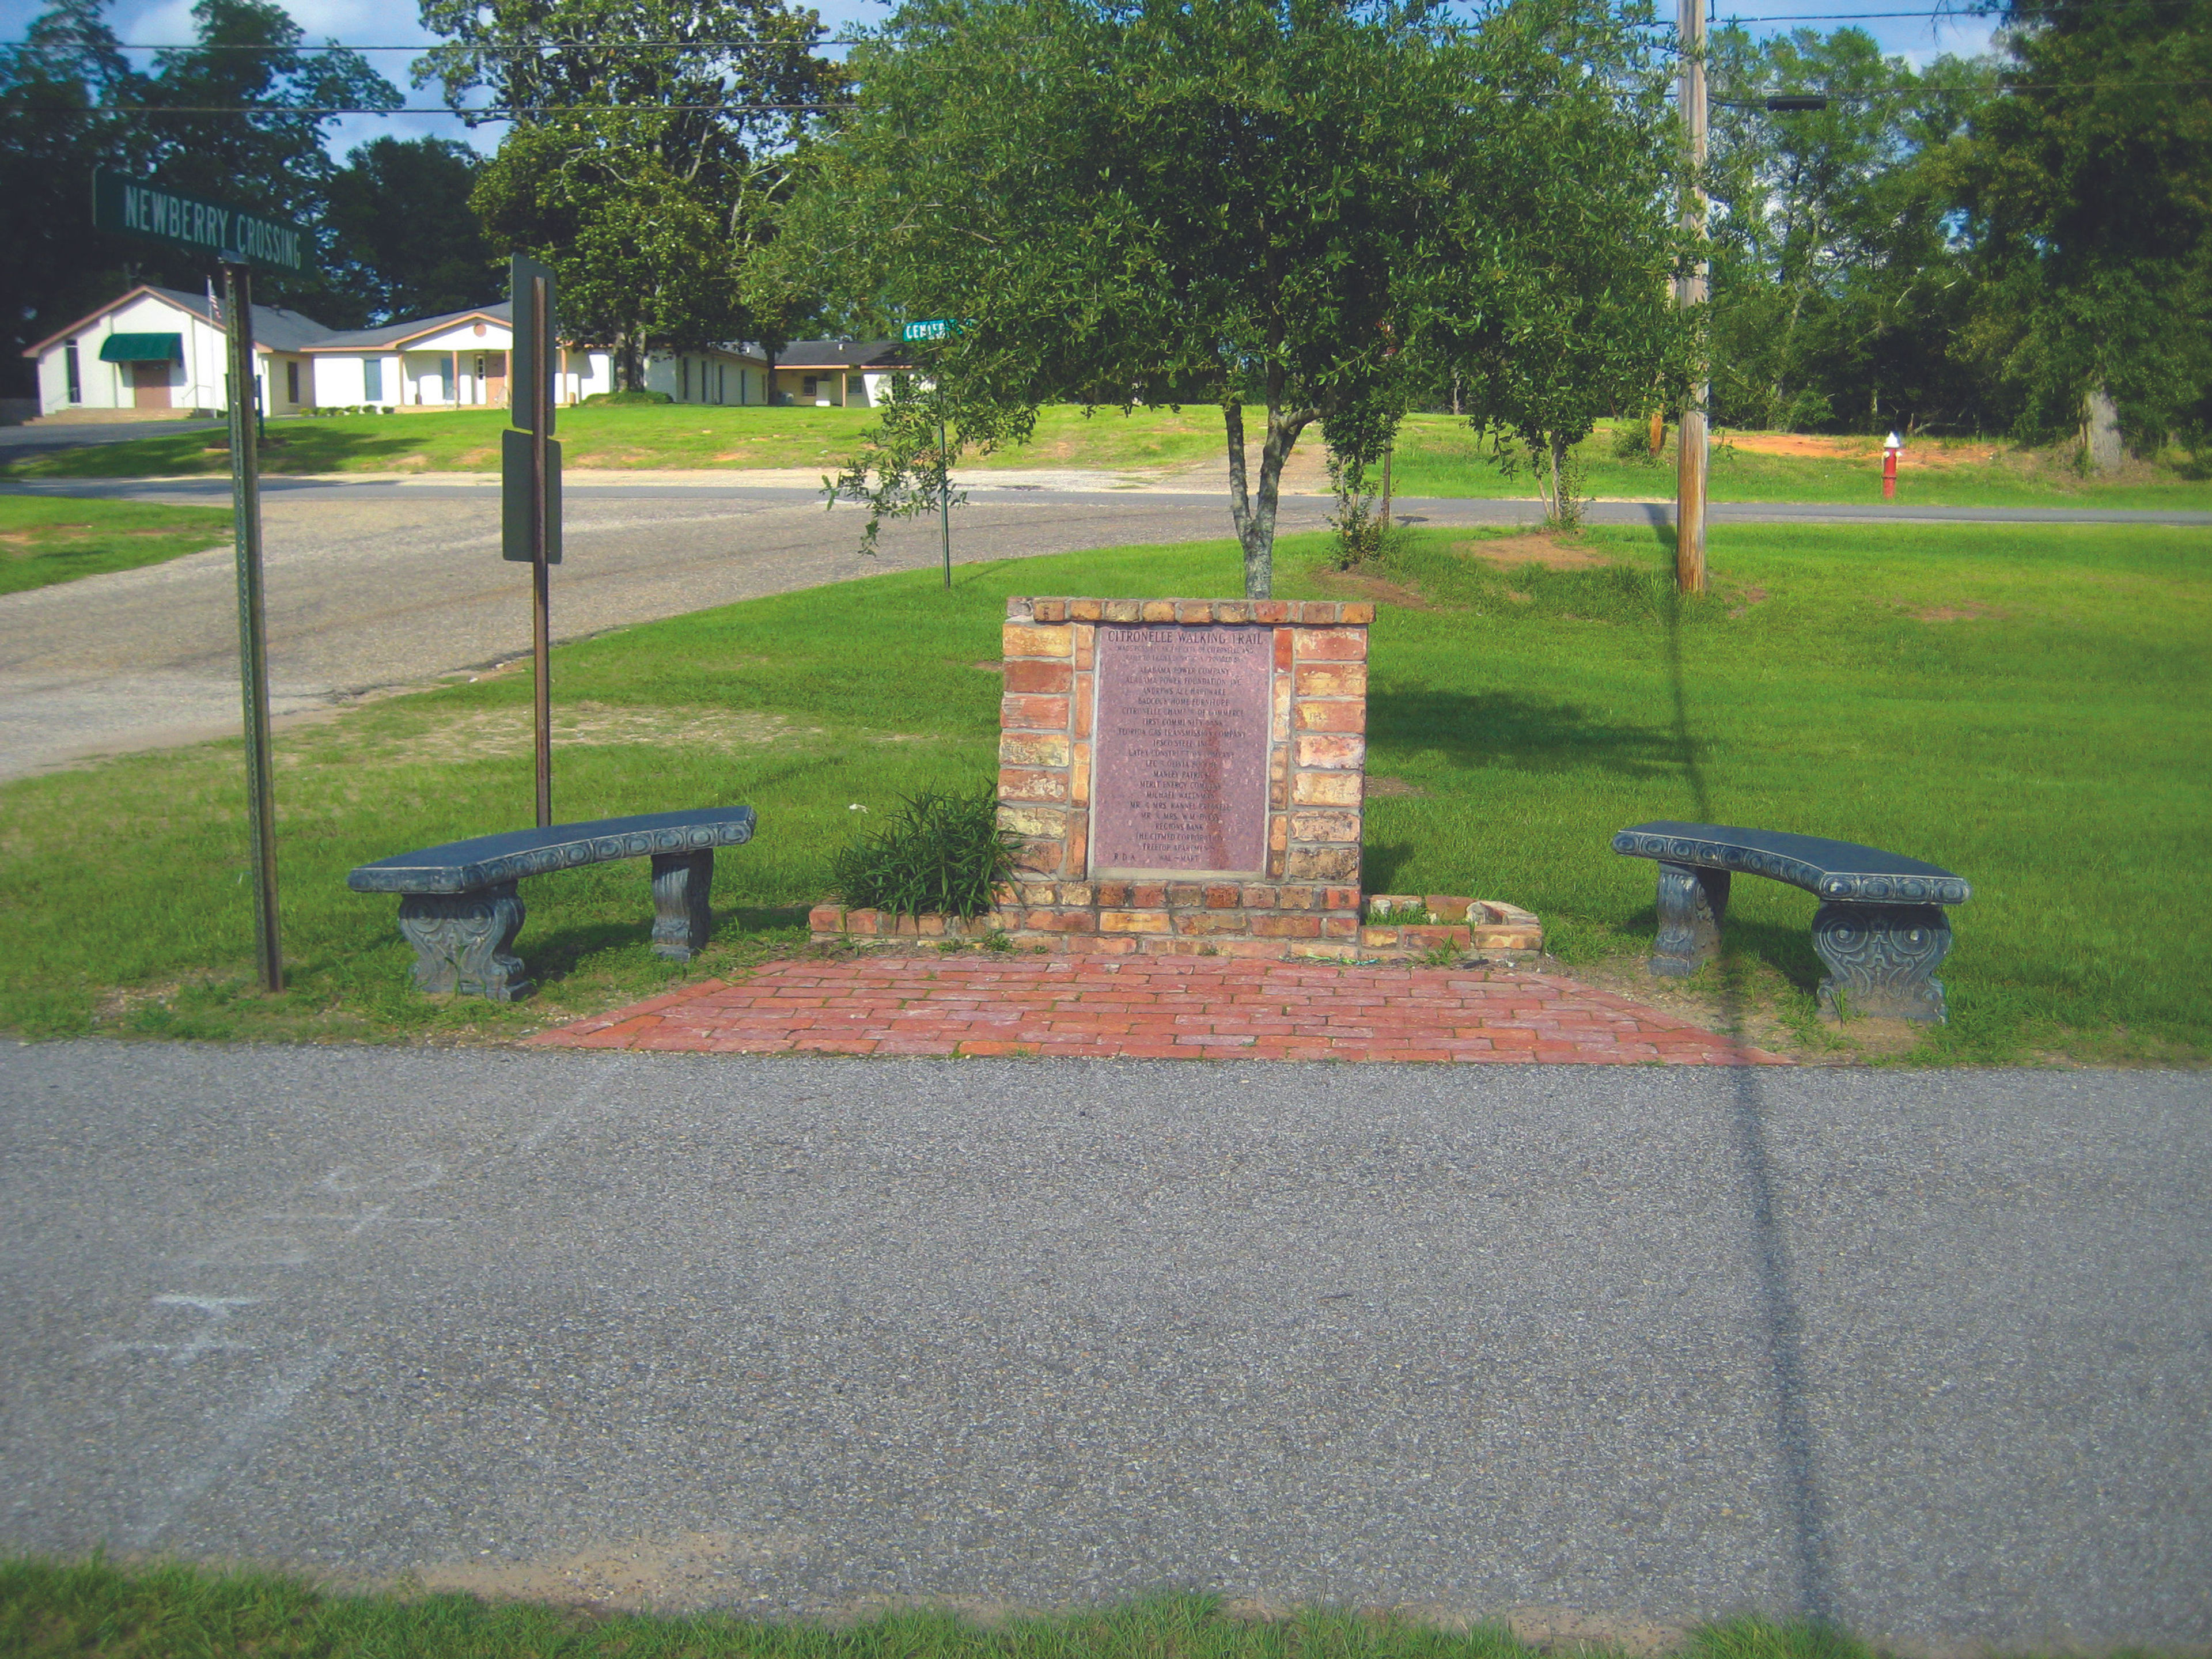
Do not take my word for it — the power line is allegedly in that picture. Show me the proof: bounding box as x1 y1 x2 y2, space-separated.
0 101 848 114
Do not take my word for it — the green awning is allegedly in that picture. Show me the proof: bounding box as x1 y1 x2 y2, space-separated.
99 332 183 363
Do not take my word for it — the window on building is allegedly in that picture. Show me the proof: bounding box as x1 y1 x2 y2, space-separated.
681 358 691 401
802 376 818 400
847 374 866 399
65 341 81 403
363 358 383 402
286 361 300 404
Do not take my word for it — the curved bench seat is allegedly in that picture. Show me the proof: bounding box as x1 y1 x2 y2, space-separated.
349 806 756 1001
1612 820 1967 1024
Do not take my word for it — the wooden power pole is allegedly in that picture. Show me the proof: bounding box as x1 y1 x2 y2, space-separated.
1675 0 1709 594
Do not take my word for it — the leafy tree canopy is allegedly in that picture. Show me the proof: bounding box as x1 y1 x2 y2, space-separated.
1416 0 1694 524
1954 0 2212 449
1706 26 1994 434
419 0 848 384
324 135 502 324
785 0 1691 587
0 0 400 382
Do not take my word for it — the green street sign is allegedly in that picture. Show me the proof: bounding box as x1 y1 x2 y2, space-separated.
902 319 957 342
93 168 311 273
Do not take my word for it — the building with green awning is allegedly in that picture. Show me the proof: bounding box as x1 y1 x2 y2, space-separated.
22 285 330 418
96 334 183 363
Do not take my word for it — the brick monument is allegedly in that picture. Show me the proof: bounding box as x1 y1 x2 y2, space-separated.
809 593 1543 960
991 596 1372 958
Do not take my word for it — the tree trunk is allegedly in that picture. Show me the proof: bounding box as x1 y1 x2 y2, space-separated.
615 333 646 393
1222 386 1315 600
2084 384 2124 472
1649 408 1666 455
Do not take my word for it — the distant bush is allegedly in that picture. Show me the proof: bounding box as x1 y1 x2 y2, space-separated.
581 389 673 406
831 786 1016 919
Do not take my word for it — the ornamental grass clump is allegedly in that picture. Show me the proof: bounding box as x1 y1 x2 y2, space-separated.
830 785 1017 920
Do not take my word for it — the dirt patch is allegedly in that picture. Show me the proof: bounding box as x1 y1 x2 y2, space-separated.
415 1529 809 1612
1364 774 1428 798
1566 949 1933 1064
1722 431 2003 469
973 659 1004 673
1449 533 1608 570
1902 601 2008 623
1726 584 1770 618
1310 566 1431 609
1218 1599 1690 1656
279 701 813 770
0 525 91 543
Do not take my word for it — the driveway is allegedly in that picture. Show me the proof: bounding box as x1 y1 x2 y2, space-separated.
1 1042 2203 1650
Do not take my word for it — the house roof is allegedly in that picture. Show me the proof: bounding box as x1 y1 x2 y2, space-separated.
305 302 513 353
22 285 335 357
772 339 911 370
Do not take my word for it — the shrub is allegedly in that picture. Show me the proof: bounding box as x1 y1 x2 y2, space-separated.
830 786 1017 919
581 389 673 406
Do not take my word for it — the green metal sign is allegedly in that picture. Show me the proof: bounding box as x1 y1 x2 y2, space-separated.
92 168 311 272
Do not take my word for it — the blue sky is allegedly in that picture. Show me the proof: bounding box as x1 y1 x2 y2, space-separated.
3 0 2002 162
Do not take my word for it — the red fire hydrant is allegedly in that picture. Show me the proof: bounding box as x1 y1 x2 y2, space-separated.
1883 431 1902 500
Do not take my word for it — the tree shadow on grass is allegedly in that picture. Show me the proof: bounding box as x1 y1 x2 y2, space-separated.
1368 688 1684 779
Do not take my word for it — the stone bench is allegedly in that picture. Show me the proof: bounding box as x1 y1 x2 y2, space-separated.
347 806 756 1002
1611 820 1969 1022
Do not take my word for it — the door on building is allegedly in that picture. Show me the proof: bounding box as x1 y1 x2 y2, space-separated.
130 359 173 409
480 353 506 408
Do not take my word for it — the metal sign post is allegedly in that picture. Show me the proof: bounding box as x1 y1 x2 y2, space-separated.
95 168 308 993
223 260 282 992
503 255 562 827
903 320 957 589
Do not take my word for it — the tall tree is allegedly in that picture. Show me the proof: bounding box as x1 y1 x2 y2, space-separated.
419 0 847 385
0 0 138 394
785 0 1544 596
1419 0 1692 524
1706 27 1994 434
324 135 500 324
131 0 402 322
1953 0 2212 457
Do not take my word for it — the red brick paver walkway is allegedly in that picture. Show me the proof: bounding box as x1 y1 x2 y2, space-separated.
528 957 1786 1064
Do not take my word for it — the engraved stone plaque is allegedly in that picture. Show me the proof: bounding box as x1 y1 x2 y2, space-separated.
1090 623 1272 874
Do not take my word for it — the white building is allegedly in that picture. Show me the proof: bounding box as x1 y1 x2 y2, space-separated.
22 284 331 417
304 302 627 409
766 339 911 408
25 289 908 417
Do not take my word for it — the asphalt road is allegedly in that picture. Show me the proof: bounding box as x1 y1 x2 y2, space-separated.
0 484 1342 781
1 1042 2203 1650
1 475 2205 782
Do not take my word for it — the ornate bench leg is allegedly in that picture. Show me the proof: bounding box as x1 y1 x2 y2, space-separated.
650 849 714 960
1650 862 1730 977
1812 902 1952 1023
396 882 531 1001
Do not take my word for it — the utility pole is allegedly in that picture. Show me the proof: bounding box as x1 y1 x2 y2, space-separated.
1675 0 1709 594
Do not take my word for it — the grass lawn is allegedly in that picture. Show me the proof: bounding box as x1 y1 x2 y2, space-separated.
0 516 2202 1062
0 1562 1983 1659
6 403 2206 510
0 493 233 595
